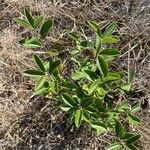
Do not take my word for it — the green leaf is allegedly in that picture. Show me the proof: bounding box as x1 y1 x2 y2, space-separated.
75 109 82 128
82 109 90 122
90 79 102 93
96 87 106 99
61 82 78 90
23 69 45 77
22 37 42 48
117 101 130 112
34 76 46 91
68 32 80 41
87 20 101 37
80 41 95 50
34 54 45 72
126 144 139 150
102 36 120 43
81 97 93 108
104 72 122 82
103 22 117 37
127 114 141 125
126 135 141 144
121 83 131 92
34 16 44 29
15 19 33 29
131 104 140 113
49 59 61 74
71 71 86 80
24 8 34 27
123 132 135 139
47 50 59 56
40 19 53 38
107 142 122 150
100 48 120 56
33 87 48 95
86 106 97 113
61 93 78 108
84 70 99 81
91 122 107 134
115 121 125 138
60 106 71 112
96 56 108 77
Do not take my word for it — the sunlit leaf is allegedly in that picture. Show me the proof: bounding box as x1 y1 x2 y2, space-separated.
102 36 120 43
15 19 33 29
126 135 141 144
34 76 46 91
91 121 107 134
75 109 82 128
121 83 131 92
34 16 44 29
107 142 122 150
127 114 141 125
103 22 117 37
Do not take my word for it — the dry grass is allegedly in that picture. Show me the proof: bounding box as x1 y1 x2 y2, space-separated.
0 0 150 149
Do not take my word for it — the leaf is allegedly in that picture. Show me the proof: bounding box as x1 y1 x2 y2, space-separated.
86 106 97 113
117 101 130 112
84 70 99 81
103 22 117 37
40 19 53 38
49 59 61 74
71 71 86 80
24 8 34 27
102 36 120 43
33 87 48 95
127 114 141 125
100 48 120 56
90 79 102 93
34 16 44 29
22 37 42 48
104 72 122 82
47 50 59 56
121 83 131 92
123 132 135 139
60 106 71 112
82 109 90 122
34 76 46 91
91 122 107 134
96 87 106 99
126 135 141 144
23 69 45 77
115 121 125 138
81 97 93 108
96 56 108 77
107 142 122 150
68 32 80 41
61 93 78 108
131 104 140 113
75 109 82 128
126 144 139 150
61 82 78 90
15 19 33 29
87 20 101 37
80 41 95 50
34 54 45 72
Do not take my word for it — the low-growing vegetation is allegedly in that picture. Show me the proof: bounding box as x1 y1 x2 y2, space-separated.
15 8 143 150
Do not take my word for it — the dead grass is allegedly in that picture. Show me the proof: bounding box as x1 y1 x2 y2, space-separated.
0 0 150 149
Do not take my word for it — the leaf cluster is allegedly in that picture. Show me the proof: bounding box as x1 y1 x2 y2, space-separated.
16 9 141 150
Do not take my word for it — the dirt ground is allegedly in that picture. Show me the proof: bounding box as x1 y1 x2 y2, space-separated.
0 0 150 150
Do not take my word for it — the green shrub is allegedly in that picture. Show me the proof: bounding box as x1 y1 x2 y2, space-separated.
16 8 141 150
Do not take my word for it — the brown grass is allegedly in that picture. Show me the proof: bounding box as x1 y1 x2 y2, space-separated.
0 0 150 149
